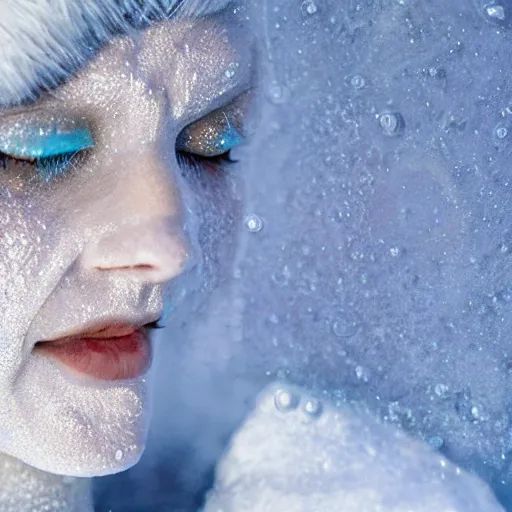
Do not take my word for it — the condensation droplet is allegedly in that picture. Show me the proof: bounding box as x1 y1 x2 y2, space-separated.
303 398 323 417
486 4 506 21
245 214 263 233
378 111 405 137
331 310 361 338
225 62 239 79
115 449 124 461
301 0 318 15
274 389 299 412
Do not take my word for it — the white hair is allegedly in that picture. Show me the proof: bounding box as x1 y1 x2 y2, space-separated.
0 0 231 106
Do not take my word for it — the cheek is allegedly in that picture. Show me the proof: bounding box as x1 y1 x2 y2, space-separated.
0 190 51 339
189 169 242 288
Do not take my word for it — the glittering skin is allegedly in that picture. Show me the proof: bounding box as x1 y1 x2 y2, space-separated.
0 11 253 511
176 97 248 157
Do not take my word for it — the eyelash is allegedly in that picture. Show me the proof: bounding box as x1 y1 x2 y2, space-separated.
0 151 82 182
176 149 237 174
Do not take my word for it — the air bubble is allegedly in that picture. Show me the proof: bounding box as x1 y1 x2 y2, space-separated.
245 214 263 233
115 449 124 461
378 111 405 137
274 389 300 412
301 0 318 15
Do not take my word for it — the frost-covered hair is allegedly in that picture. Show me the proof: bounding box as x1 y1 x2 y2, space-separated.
0 0 231 106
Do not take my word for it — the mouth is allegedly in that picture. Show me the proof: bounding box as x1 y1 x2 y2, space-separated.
33 320 160 381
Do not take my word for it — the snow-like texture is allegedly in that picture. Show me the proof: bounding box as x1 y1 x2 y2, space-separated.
203 383 504 512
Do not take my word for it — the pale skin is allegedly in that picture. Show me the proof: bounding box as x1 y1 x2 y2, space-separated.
0 12 252 510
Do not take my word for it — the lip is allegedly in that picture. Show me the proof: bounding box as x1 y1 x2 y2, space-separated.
34 321 157 381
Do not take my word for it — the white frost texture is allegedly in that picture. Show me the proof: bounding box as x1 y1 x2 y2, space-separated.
202 384 503 512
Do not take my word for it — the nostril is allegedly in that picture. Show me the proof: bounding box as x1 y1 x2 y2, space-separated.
97 264 155 271
81 218 192 283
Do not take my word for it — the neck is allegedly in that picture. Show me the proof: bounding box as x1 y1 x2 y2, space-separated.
0 452 93 512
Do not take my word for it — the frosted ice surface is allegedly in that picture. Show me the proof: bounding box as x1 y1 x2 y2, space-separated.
202 384 504 512
98 0 512 509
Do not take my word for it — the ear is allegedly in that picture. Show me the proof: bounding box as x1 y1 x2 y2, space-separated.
0 0 231 107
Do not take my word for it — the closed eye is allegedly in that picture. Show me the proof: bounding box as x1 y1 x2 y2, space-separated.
175 91 251 172
0 116 94 181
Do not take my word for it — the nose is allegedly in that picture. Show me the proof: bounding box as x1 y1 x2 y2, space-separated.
80 151 192 284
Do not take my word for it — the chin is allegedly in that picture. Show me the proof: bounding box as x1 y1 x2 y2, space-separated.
1 352 151 477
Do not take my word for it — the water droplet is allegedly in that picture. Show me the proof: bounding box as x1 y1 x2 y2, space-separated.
486 4 505 21
115 449 123 461
331 310 361 338
301 0 318 15
429 436 444 450
378 111 405 137
274 389 299 412
350 75 366 90
224 62 239 79
245 214 263 233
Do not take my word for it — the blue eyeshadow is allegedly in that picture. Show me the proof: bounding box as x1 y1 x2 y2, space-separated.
0 125 94 160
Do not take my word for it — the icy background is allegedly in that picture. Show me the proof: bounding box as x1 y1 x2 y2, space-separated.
95 0 512 510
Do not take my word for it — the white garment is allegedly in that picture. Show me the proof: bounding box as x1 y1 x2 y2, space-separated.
203 383 504 512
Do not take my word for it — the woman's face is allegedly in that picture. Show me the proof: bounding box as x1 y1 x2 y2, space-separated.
0 13 253 477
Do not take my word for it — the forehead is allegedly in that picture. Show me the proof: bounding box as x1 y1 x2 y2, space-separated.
52 16 252 122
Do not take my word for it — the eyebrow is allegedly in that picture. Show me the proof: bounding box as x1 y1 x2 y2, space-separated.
0 0 235 108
